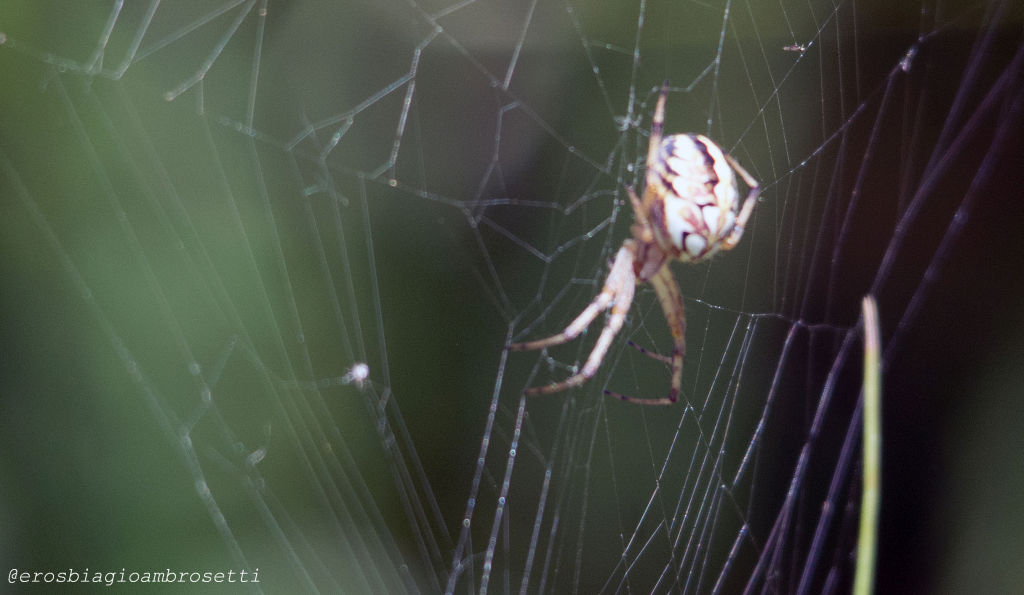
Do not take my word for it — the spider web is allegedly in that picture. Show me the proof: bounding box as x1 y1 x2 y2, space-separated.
2 0 1023 593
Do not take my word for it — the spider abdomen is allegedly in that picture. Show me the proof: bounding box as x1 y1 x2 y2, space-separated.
651 134 740 261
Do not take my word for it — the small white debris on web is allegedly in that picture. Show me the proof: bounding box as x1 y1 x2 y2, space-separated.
341 362 370 389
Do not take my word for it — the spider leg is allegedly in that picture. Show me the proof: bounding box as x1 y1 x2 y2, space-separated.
626 185 646 227
625 184 659 254
509 244 635 352
604 262 683 405
721 153 761 250
645 82 669 195
511 243 637 395
625 340 673 365
525 256 636 396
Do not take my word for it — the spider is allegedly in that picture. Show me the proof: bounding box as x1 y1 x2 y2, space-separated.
509 82 760 405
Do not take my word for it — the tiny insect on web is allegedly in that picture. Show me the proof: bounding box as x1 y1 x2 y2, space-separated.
509 82 760 404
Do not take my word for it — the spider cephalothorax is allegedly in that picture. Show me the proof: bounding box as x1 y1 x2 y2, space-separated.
510 83 760 405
